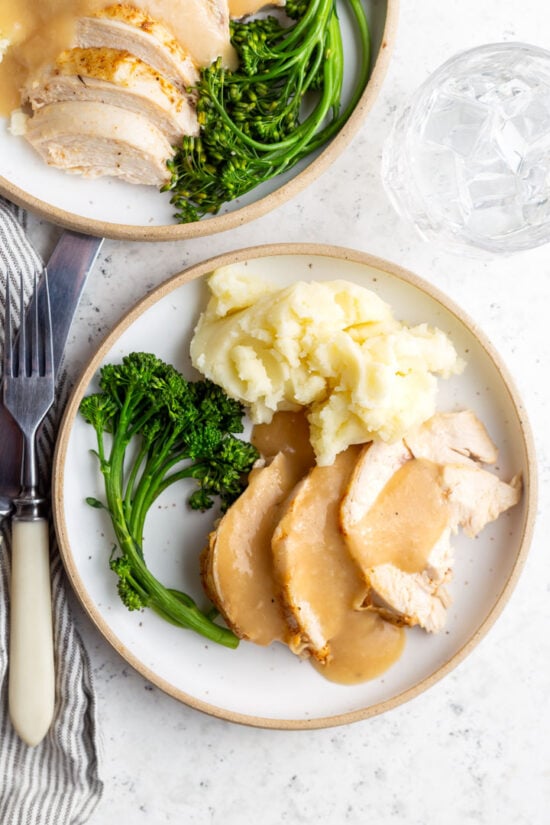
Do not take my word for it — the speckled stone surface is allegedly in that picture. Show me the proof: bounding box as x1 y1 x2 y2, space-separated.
22 1 550 822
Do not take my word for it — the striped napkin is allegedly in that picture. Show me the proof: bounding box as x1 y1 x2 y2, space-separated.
0 200 103 824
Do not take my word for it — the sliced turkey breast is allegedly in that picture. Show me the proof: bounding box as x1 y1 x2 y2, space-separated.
341 452 454 632
403 412 521 537
404 409 499 466
340 439 412 529
359 466 522 632
271 446 365 663
200 452 304 646
364 563 452 633
24 47 198 145
341 453 452 578
76 5 199 93
442 464 522 538
361 526 454 633
24 100 174 185
340 411 521 632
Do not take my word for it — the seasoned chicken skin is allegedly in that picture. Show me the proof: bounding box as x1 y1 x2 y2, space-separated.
124 0 237 68
76 5 199 93
24 47 198 145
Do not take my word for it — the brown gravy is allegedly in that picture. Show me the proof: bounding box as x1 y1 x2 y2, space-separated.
0 1 106 115
345 457 449 574
252 409 315 478
312 610 405 685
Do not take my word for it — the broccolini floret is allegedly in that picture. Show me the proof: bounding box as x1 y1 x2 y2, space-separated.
80 352 260 648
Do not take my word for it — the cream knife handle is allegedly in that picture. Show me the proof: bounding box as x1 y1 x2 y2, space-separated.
9 518 55 747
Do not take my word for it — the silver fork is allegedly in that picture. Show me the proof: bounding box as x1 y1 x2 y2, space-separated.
3 270 56 747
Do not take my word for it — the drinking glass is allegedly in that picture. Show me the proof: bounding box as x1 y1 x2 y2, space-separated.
382 42 550 254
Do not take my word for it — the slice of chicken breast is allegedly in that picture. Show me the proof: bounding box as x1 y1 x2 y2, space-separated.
271 446 365 663
341 448 452 580
24 47 198 145
24 100 174 185
76 5 199 93
200 452 303 646
404 410 521 538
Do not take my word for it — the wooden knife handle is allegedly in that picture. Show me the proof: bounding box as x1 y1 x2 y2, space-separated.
8 519 55 747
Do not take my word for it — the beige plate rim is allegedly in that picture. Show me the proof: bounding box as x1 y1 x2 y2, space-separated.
0 1 399 242
52 242 537 729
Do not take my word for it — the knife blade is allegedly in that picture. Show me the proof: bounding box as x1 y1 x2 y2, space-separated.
0 231 103 518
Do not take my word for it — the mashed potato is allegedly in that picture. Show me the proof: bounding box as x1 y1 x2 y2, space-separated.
190 266 465 465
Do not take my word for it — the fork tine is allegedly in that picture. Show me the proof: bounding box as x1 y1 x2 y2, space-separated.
31 270 40 376
3 273 13 378
17 271 26 378
43 269 53 379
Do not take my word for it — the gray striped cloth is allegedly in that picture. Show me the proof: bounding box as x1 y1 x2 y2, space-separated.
0 200 103 824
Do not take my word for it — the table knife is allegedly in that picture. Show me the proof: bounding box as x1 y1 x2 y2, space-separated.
0 231 103 520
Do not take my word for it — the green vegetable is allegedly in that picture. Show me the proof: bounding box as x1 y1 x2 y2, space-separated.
79 352 260 648
164 0 371 222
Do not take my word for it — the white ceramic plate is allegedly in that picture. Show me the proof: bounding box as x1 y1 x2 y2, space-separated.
52 244 536 729
0 1 397 241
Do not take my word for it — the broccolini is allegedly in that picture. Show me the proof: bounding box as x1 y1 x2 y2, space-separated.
164 0 371 221
80 352 259 648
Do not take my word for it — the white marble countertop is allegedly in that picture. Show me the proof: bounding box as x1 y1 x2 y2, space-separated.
23 1 550 822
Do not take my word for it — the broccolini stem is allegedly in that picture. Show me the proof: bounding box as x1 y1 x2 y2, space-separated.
93 421 108 474
305 0 370 152
273 0 325 53
261 23 339 171
238 4 329 83
129 460 207 548
126 431 180 542
99 401 238 648
202 1 334 155
123 440 149 522
112 509 237 646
